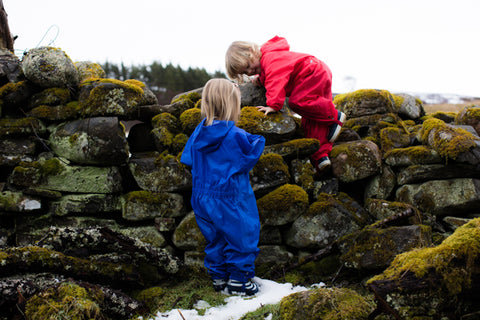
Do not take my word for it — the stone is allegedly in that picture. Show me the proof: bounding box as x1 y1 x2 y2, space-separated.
396 178 480 216
257 184 309 226
394 93 425 120
121 191 185 221
172 211 206 251
48 117 129 165
338 224 432 269
330 140 382 183
128 155 191 193
22 46 79 88
285 193 370 250
333 89 396 118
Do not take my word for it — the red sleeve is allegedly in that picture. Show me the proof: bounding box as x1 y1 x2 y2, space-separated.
261 53 294 111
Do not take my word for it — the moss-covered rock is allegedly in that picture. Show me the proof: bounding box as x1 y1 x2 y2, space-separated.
285 193 370 250
393 92 425 119
49 194 121 216
364 164 396 201
128 154 191 193
262 138 320 160
396 163 480 185
384 145 443 167
251 153 290 195
333 89 396 118
75 61 106 81
419 117 480 160
330 140 382 183
25 282 104 320
78 78 145 117
9 157 123 193
151 112 180 131
121 190 185 221
48 117 129 165
338 224 431 269
279 286 375 320
238 106 297 144
455 104 480 136
179 107 202 135
0 246 142 288
28 87 71 110
27 101 82 121
0 191 41 212
257 184 309 226
395 178 480 216
367 217 480 319
172 211 207 251
22 46 79 88
0 117 46 137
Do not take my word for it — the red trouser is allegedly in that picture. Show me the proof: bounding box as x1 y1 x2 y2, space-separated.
287 58 342 162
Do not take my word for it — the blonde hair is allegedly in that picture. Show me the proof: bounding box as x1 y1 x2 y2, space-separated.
201 78 241 126
225 41 261 82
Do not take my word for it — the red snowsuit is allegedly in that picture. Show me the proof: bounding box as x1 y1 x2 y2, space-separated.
259 36 341 161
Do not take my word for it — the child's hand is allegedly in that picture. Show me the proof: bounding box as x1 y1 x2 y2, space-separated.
256 106 276 115
251 75 262 87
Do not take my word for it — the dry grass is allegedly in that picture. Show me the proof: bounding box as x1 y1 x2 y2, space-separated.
423 99 480 114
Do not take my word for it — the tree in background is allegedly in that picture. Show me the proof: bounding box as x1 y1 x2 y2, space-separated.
102 61 226 104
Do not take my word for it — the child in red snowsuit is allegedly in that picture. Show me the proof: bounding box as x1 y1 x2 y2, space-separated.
225 36 345 171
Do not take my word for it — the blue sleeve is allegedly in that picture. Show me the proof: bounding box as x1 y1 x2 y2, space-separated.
180 139 192 167
233 129 265 172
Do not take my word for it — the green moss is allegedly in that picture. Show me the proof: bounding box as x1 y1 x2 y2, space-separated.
455 104 480 123
257 184 308 211
237 106 286 134
172 133 188 153
151 112 179 131
252 153 290 180
29 101 81 121
38 158 65 176
125 78 146 89
0 81 27 98
0 117 45 136
240 303 281 320
171 91 201 105
384 145 438 162
33 87 71 106
154 150 174 165
80 78 144 94
279 287 374 320
179 108 202 132
333 89 395 114
125 190 172 205
135 268 226 317
368 217 480 296
25 282 103 319
379 126 412 152
75 61 106 80
420 118 479 159
392 94 405 110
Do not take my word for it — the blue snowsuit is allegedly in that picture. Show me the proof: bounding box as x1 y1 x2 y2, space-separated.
180 118 265 282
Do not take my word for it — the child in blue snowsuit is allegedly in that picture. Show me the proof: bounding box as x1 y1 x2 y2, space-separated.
180 78 265 296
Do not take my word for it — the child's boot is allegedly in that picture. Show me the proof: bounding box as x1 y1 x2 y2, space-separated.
327 111 346 142
212 278 227 292
227 279 259 296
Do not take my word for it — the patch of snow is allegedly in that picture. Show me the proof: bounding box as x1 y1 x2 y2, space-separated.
147 277 320 320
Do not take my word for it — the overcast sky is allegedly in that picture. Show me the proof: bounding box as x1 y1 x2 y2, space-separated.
4 0 480 96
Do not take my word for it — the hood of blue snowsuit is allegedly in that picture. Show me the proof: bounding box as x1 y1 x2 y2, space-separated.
180 118 265 194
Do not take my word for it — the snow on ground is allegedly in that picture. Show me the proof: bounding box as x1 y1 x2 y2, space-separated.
148 277 324 320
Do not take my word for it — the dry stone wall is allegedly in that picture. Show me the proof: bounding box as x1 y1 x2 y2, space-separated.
1 46 480 319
